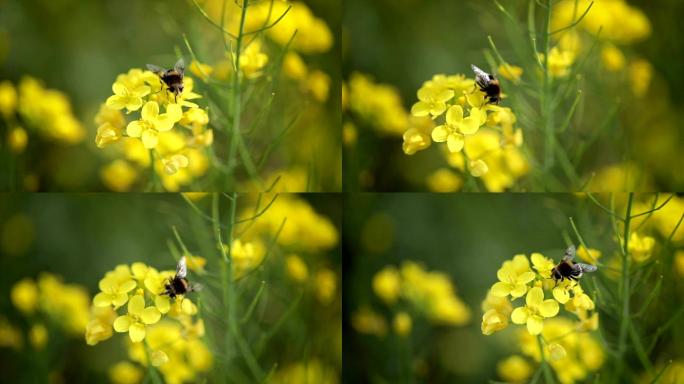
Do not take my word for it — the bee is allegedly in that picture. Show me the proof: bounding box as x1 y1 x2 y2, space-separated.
551 245 598 283
146 58 185 102
471 64 501 105
163 256 200 299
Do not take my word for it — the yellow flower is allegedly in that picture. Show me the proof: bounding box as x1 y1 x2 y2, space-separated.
188 60 214 81
576 246 602 264
283 52 308 81
101 160 138 192
539 46 575 78
343 122 357 147
565 284 595 312
352 307 387 337
372 266 401 304
511 287 559 335
315 268 337 305
552 279 576 304
240 39 269 79
393 312 412 336
184 255 206 273
628 232 655 263
468 159 489 177
113 295 162 342
431 105 484 152
306 70 330 102
0 80 17 118
411 85 454 117
11 278 39 314
93 267 137 309
530 253 554 279
491 255 536 298
286 254 309 283
402 116 434 155
349 72 410 136
271 359 338 384
482 308 509 335
601 43 625 72
95 122 122 148
498 64 523 82
29 323 48 350
426 168 463 192
126 101 182 149
547 343 567 361
229 239 265 279
629 59 652 97
0 317 22 350
162 154 189 175
109 361 143 384
497 355 532 383
85 306 116 346
106 81 150 112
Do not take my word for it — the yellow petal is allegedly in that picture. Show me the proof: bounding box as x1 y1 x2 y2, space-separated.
141 130 158 149
469 159 489 177
133 85 151 98
526 287 543 307
125 97 143 112
510 307 528 324
106 95 126 110
527 316 544 335
112 82 126 96
93 292 112 307
141 307 161 325
142 101 159 121
437 89 455 102
151 350 169 366
552 287 569 304
431 125 448 142
459 115 480 135
112 293 129 308
446 105 463 125
120 279 137 293
539 299 559 317
518 271 536 284
509 284 528 298
447 134 464 153
127 295 145 316
155 295 170 314
126 121 143 138
165 104 182 122
113 315 133 332
410 101 430 117
128 323 146 343
490 282 511 297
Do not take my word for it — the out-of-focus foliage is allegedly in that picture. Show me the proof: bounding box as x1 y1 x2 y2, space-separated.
344 193 684 383
0 193 341 383
343 0 684 191
0 0 341 191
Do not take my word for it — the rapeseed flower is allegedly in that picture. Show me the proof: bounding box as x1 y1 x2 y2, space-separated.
491 255 536 298
628 232 655 263
351 307 388 337
113 295 161 342
106 82 150 112
372 266 401 304
393 312 412 336
426 168 463 192
497 355 532 383
511 287 559 335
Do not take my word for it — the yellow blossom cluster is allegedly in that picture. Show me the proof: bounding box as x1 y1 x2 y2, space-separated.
0 78 84 153
95 67 211 191
87 261 212 383
483 252 599 337
347 72 413 136
405 73 528 190
353 261 469 338
552 0 653 96
271 359 339 384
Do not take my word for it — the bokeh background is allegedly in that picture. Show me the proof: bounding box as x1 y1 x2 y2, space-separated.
0 0 341 191
343 193 684 383
343 0 684 192
0 193 342 383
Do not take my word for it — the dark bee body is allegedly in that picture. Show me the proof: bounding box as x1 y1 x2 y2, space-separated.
147 58 185 102
471 64 501 105
551 245 598 283
162 256 199 299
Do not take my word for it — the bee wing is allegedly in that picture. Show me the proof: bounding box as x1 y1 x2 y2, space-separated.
189 283 202 292
176 256 188 279
146 64 166 74
174 58 185 77
562 245 576 261
574 263 598 273
471 64 491 85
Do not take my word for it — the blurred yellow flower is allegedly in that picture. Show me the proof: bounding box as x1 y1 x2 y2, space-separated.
283 52 308 81
468 159 489 178
601 43 626 72
511 287 559 335
286 254 309 283
539 47 575 78
352 307 387 337
240 39 269 79
271 359 339 384
349 72 410 136
0 317 22 350
426 168 463 192
0 80 17 118
576 245 602 264
11 277 39 314
29 323 48 350
306 69 330 102
101 160 138 192
491 255 536 298
497 355 532 383
628 232 655 263
547 343 567 361
184 255 206 273
498 64 523 82
113 295 161 343
85 306 116 346
7 126 27 153
629 59 653 97
162 154 189 175
229 239 265 279
482 309 509 335
393 312 412 336
315 268 337 305
343 122 357 147
188 60 214 81
402 116 434 155
109 361 143 384
372 266 401 305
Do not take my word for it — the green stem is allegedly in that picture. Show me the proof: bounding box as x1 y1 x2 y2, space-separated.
542 0 555 173
148 149 160 192
227 0 249 178
143 339 163 384
537 335 555 383
616 192 634 381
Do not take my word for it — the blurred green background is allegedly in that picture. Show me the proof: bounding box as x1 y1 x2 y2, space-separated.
343 193 684 383
343 0 684 191
0 192 342 382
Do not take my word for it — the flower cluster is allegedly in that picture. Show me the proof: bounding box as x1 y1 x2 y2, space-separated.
95 68 211 191
353 261 470 338
483 252 599 337
5 273 90 351
0 77 84 154
86 261 211 383
271 359 339 384
404 73 528 191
